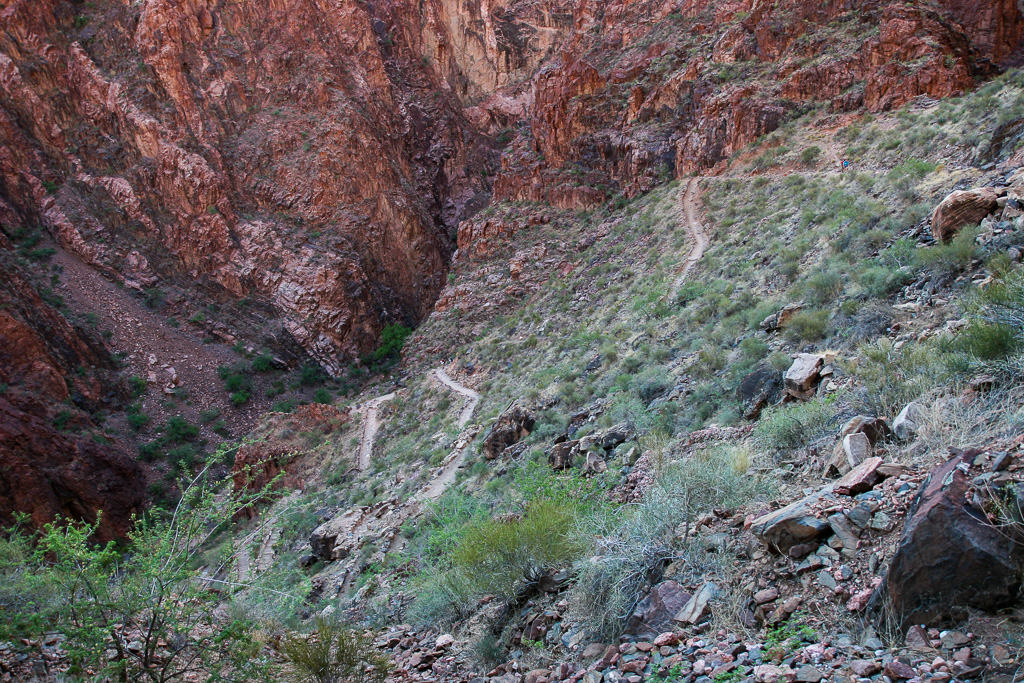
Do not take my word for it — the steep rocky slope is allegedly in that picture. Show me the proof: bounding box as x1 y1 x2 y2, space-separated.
5 0 1024 679
0 229 143 541
2 0 1021 366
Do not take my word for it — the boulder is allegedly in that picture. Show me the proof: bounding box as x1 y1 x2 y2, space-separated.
750 486 833 554
784 354 824 400
841 415 892 445
930 188 999 242
583 451 608 474
842 433 873 468
892 402 926 441
548 440 578 470
833 457 884 496
738 363 784 420
598 422 635 450
870 450 1024 629
760 302 804 332
482 405 536 459
627 580 691 634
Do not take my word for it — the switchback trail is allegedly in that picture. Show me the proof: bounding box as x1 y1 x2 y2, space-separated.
433 366 480 429
357 392 396 470
668 178 710 300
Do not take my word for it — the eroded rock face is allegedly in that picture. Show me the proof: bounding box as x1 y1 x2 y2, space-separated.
0 235 144 541
0 0 494 372
2 0 1021 364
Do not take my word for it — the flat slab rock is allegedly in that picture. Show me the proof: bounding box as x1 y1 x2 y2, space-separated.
750 486 834 553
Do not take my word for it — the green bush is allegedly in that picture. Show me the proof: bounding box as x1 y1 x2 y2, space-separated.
127 411 151 431
372 323 412 363
313 388 332 404
0 454 281 682
915 226 978 275
753 398 840 450
784 309 830 342
252 354 275 373
300 363 326 386
799 146 821 166
451 498 584 597
857 264 910 299
164 416 199 442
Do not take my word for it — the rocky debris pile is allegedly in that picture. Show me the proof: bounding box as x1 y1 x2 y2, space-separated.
368 615 1006 682
548 423 636 471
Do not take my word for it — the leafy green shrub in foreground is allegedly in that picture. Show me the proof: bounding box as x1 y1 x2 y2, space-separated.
0 452 284 682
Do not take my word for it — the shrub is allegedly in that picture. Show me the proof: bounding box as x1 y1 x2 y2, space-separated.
784 309 830 342
314 388 332 404
915 226 978 276
143 287 166 310
129 375 147 397
568 447 769 640
799 146 821 166
753 398 840 450
857 264 910 299
372 323 412 363
252 354 275 373
220 363 255 399
955 322 1020 360
127 411 150 430
52 409 72 430
300 363 326 386
164 416 199 442
451 498 584 598
279 615 390 683
0 452 281 682
851 338 954 415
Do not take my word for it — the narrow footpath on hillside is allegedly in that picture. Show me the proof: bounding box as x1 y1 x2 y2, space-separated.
417 366 481 500
668 177 710 300
357 392 396 470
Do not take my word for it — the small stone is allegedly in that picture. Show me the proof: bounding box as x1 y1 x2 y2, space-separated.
435 634 455 649
795 665 823 683
868 511 894 532
849 660 881 677
940 631 970 648
905 625 933 651
862 637 884 650
754 587 779 605
991 451 1012 472
885 660 916 679
818 569 837 590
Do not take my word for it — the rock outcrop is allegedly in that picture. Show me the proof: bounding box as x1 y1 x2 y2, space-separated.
482 404 536 459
